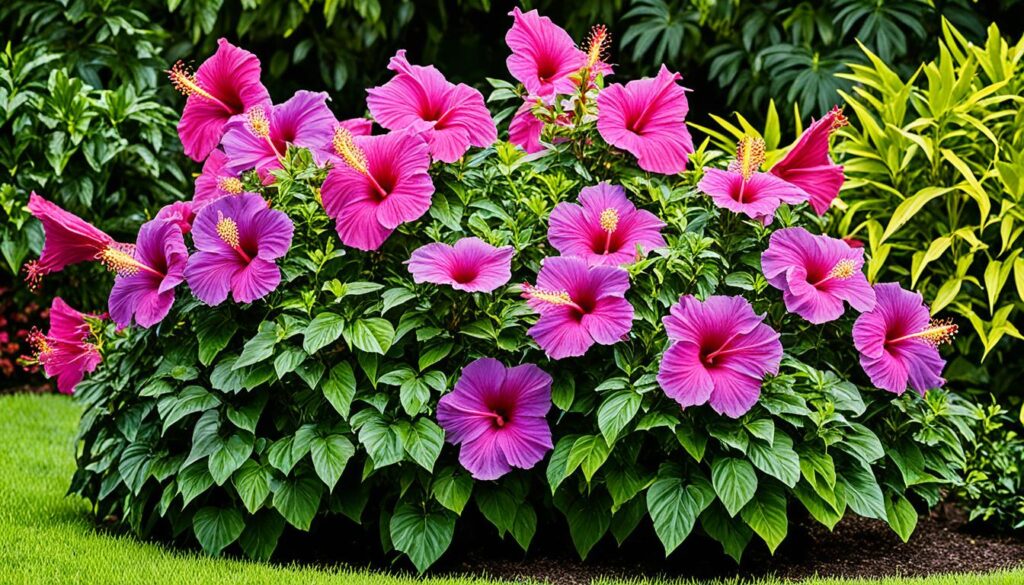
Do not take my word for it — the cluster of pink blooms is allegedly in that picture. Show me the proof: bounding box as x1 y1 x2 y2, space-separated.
20 9 958 482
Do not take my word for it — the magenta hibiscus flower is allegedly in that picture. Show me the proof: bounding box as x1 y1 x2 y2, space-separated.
509 99 545 154
407 238 514 293
436 358 553 480
106 218 188 329
169 39 271 162
769 107 848 215
761 227 876 324
597 65 694 175
192 149 252 212
320 128 434 251
699 137 809 225
367 50 497 163
548 183 666 267
155 201 196 235
184 193 293 305
28 297 102 395
220 90 336 175
853 283 954 396
658 295 783 418
505 8 586 102
522 256 633 359
25 192 116 287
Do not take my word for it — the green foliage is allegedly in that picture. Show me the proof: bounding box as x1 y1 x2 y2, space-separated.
959 401 1024 530
69 116 976 570
620 0 1006 122
834 21 1024 413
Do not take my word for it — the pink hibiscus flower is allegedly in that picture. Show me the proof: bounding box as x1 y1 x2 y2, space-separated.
155 201 196 235
505 8 586 102
367 50 497 163
769 106 849 215
853 283 954 396
597 65 694 175
509 99 545 154
522 256 633 359
699 136 808 225
320 128 434 251
658 295 783 418
25 192 116 287
106 218 188 329
184 193 294 305
407 238 514 293
169 38 271 161
220 90 337 175
436 357 553 480
761 227 876 324
192 149 253 212
548 182 666 267
28 297 102 395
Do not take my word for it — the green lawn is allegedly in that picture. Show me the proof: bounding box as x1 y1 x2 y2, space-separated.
0 392 1021 585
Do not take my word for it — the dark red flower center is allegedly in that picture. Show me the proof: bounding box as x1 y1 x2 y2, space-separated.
450 263 478 285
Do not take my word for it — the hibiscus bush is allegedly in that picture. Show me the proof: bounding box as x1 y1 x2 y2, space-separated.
24 9 977 572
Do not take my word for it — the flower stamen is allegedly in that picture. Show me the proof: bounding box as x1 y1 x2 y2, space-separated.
216 213 252 263
98 244 162 278
521 283 583 312
218 177 244 195
332 126 368 175
584 25 611 70
829 259 856 280
167 61 231 113
246 106 271 139
829 105 849 133
733 136 766 182
892 318 958 347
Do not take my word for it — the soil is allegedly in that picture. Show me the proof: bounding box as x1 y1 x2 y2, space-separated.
441 505 1024 584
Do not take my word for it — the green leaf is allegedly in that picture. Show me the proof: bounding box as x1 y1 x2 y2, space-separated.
398 418 444 472
740 483 788 554
566 435 611 482
700 502 753 563
390 503 456 573
747 432 800 488
884 492 918 542
610 497 647 546
194 312 237 366
475 484 518 537
546 434 579 494
225 393 268 434
604 463 651 510
357 413 404 469
597 389 641 444
273 345 307 379
711 457 759 517
208 434 254 486
303 312 345 354
838 423 885 464
551 374 575 411
432 469 473 515
310 434 355 491
178 461 214 508
193 507 245 556
793 480 845 530
273 474 323 531
267 437 298 475
118 444 152 495
399 377 430 417
344 318 395 354
322 362 357 419
561 491 611 560
646 469 709 556
234 325 278 369
837 459 886 521
160 386 220 433
676 424 708 462
239 511 285 561
744 419 775 444
418 342 452 371
232 460 272 514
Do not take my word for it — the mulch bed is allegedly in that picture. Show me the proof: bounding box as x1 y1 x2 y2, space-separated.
445 505 1024 584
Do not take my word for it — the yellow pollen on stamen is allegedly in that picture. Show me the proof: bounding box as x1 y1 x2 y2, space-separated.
99 245 142 277
829 258 856 280
914 318 958 347
600 208 619 233
523 284 573 306
246 106 270 138
167 61 214 101
216 213 240 248
332 126 368 175
585 25 611 69
218 177 244 195
829 105 849 133
735 136 766 181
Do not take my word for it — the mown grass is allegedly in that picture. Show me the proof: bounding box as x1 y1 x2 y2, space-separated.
0 392 1021 585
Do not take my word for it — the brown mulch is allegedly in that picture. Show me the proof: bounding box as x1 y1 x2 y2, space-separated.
448 506 1024 584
